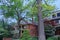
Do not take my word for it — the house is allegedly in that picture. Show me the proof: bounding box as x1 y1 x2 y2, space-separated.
10 10 60 38
19 23 38 37
20 20 38 37
44 10 60 35
11 20 38 37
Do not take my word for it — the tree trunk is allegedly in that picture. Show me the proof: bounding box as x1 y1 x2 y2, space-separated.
32 15 34 24
36 0 46 40
12 11 21 38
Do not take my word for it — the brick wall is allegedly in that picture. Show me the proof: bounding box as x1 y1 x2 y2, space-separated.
3 38 12 40
27 24 38 37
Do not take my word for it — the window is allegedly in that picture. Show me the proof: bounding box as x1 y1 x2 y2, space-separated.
55 20 59 23
59 20 60 24
22 25 27 29
52 14 56 18
22 31 24 33
24 26 27 29
57 13 60 17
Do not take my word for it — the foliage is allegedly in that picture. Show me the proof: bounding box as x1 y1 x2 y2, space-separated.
0 0 31 38
0 20 6 34
20 30 32 40
0 0 29 19
47 37 57 40
26 0 55 22
0 0 55 23
0 29 12 38
31 37 38 40
47 36 60 40
3 30 12 37
45 25 55 39
0 20 12 38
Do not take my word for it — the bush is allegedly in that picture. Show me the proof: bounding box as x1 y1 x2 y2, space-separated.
47 37 57 40
20 30 38 40
20 30 32 40
47 36 60 40
31 37 38 40
45 25 55 39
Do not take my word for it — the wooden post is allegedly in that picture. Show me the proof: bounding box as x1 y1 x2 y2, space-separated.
20 25 22 37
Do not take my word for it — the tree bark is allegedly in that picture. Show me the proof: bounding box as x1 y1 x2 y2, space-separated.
36 0 46 40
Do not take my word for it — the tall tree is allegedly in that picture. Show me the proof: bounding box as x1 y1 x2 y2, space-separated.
36 0 46 40
0 0 29 38
26 0 55 23
25 0 55 39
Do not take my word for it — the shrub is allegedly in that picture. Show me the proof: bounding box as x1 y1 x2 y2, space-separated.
47 36 60 40
20 30 32 40
31 37 38 40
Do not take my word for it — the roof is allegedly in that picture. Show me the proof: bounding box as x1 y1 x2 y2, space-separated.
19 19 38 25
52 10 60 13
44 10 60 21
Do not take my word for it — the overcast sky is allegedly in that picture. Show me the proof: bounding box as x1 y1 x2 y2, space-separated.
54 0 60 10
